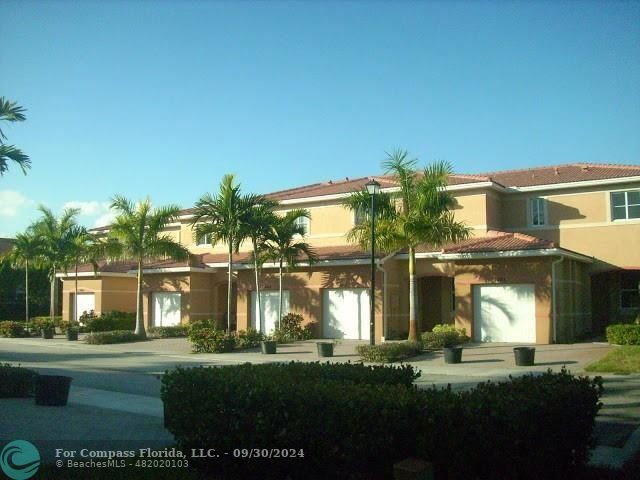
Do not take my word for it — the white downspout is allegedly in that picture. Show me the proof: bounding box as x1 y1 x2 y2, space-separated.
551 255 564 343
377 250 399 342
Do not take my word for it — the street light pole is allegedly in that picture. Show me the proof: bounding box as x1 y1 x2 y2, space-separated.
365 179 381 345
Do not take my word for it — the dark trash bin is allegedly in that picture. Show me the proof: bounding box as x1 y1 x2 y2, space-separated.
514 347 536 366
35 375 73 406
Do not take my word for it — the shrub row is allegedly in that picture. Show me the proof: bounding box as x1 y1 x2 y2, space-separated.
606 323 640 345
188 326 265 353
162 364 602 480
80 311 136 332
84 330 145 345
147 326 190 338
0 363 38 397
0 321 27 337
421 323 470 348
356 341 423 363
271 313 315 343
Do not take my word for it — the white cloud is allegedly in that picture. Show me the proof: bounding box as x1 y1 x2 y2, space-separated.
0 190 34 217
63 200 115 228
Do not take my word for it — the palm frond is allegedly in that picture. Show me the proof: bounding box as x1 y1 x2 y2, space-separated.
0 144 31 175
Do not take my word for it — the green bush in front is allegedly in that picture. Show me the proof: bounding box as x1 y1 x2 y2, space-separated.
0 321 27 337
356 341 423 363
0 363 38 397
147 326 189 338
421 323 470 348
26 317 59 335
84 330 144 345
188 327 236 352
162 364 602 480
236 328 265 349
82 311 136 332
606 324 640 345
272 313 314 343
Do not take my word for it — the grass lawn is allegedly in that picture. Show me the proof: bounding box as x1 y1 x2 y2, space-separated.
585 345 640 374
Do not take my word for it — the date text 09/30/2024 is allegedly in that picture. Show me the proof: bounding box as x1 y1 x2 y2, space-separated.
54 447 306 460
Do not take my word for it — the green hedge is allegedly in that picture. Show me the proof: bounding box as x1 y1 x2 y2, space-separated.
272 313 314 343
84 330 145 345
606 324 640 345
356 341 423 363
188 326 266 352
0 321 27 337
162 364 602 480
147 326 189 338
83 311 136 332
0 363 37 397
421 323 470 348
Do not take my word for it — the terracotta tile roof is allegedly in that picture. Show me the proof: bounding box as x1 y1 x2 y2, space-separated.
414 230 555 255
72 254 206 274
476 163 640 188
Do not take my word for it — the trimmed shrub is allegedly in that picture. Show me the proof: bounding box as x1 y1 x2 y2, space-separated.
356 341 423 363
162 364 601 480
188 327 236 353
84 330 145 345
0 321 27 337
84 311 136 332
147 326 189 338
421 323 470 348
237 328 265 349
272 313 314 343
0 363 38 397
606 324 640 345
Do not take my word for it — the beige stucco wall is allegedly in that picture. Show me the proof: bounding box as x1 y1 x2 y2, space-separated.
61 276 136 321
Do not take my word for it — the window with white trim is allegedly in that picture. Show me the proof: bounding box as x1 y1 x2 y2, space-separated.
196 233 211 246
620 272 640 310
529 197 546 226
611 190 640 221
294 216 309 235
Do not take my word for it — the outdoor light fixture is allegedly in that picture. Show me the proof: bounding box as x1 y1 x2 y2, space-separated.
365 179 381 345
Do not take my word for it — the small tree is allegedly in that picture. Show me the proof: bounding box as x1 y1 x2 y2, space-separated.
4 231 42 321
108 196 190 338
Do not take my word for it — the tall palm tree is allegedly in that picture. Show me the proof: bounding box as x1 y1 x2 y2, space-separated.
263 209 318 325
32 206 80 322
190 174 257 331
344 149 470 341
0 97 30 176
108 196 190 338
65 226 99 321
243 199 278 332
5 231 42 322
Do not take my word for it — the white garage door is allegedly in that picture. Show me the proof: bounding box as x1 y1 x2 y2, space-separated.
473 284 536 343
323 288 370 340
75 293 95 321
251 291 289 334
153 292 182 327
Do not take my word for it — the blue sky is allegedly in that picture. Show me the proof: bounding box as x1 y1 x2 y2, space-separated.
1 0 639 236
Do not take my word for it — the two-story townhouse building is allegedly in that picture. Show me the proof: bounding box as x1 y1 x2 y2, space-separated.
60 163 640 344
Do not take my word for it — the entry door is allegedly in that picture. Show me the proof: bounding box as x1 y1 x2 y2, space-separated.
251 291 290 334
473 284 536 342
153 292 182 327
322 288 370 340
75 293 95 321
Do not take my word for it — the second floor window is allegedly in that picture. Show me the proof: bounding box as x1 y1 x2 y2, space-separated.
294 216 309 235
530 198 546 226
611 190 640 221
196 233 211 246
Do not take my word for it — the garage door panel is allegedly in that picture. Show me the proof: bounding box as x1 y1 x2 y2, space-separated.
474 284 536 343
153 293 181 327
75 293 95 321
323 289 369 340
251 291 289 334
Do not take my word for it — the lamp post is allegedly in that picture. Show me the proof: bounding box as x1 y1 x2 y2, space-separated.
365 179 381 345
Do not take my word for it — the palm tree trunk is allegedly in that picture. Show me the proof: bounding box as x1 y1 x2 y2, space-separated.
135 258 146 338
24 259 29 323
253 239 263 333
408 246 418 342
227 241 233 332
278 260 283 329
74 258 79 322
49 264 56 322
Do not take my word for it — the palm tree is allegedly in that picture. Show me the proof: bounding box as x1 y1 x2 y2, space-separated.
0 97 30 176
262 210 318 325
190 174 257 331
65 226 99 321
344 149 470 341
243 199 278 332
5 231 42 322
32 206 80 323
108 196 190 338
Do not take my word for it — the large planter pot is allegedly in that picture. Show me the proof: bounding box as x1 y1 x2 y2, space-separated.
514 347 536 366
317 342 334 358
443 346 463 364
41 328 54 339
35 375 72 406
261 340 277 355
66 329 79 341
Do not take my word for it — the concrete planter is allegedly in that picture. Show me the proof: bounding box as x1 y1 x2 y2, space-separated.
443 347 463 364
261 341 277 355
316 342 334 357
35 375 72 406
514 347 536 366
